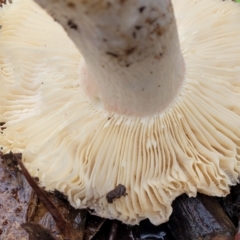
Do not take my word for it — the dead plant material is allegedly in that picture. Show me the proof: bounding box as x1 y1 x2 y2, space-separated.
169 193 236 240
14 153 75 240
108 221 119 240
21 222 57 240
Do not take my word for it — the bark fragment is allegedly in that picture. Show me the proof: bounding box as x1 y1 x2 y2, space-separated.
169 194 236 240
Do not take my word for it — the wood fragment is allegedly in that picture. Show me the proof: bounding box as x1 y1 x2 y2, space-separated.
168 194 236 240
83 214 106 240
92 219 136 240
21 222 57 240
108 221 119 240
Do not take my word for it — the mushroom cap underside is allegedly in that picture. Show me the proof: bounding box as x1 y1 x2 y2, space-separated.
1 0 240 225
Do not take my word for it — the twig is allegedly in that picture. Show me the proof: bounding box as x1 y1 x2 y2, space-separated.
14 153 74 240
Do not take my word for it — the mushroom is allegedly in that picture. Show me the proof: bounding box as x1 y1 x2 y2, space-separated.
1 0 240 225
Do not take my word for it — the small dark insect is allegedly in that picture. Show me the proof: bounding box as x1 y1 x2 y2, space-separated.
106 184 127 204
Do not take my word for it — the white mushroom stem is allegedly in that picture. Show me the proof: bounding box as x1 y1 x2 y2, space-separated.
34 0 185 117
